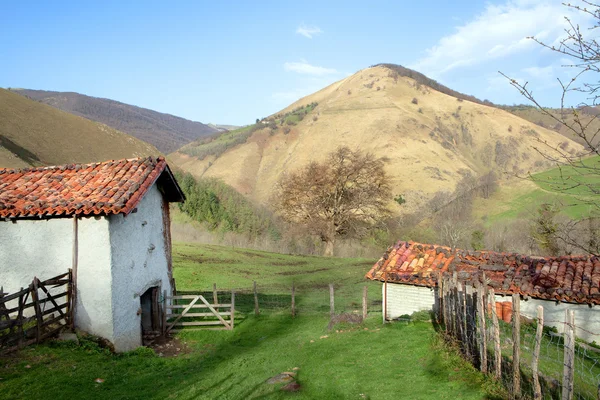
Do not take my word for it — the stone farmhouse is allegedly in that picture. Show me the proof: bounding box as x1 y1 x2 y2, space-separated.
0 156 184 352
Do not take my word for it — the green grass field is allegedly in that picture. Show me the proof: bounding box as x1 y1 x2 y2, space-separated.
475 157 600 224
0 243 504 400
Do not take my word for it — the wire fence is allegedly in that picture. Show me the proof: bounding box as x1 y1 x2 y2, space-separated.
176 281 383 320
438 272 600 400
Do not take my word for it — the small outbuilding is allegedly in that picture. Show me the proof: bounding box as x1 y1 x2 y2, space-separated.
366 240 600 343
0 156 184 352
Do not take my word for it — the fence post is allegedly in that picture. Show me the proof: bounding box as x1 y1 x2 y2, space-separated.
213 283 218 305
443 275 449 333
31 278 43 343
479 283 488 374
253 281 259 316
464 283 473 359
17 287 24 348
451 272 458 337
291 282 296 318
383 275 387 323
230 291 235 330
362 286 368 320
512 293 521 399
489 289 501 381
532 305 543 400
562 310 575 400
329 284 335 318
437 277 443 323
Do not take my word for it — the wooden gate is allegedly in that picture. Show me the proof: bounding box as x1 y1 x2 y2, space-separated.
164 292 235 332
0 271 72 354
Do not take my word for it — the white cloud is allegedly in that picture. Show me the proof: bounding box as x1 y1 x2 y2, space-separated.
296 25 322 39
284 60 338 76
522 65 555 80
410 0 591 78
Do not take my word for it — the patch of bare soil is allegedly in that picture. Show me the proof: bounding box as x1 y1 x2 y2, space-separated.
150 336 192 358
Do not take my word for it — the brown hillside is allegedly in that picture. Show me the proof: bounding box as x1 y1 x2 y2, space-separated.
170 66 582 214
0 88 159 168
11 89 218 153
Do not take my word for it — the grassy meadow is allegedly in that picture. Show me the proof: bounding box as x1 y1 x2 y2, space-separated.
0 242 505 400
474 156 600 225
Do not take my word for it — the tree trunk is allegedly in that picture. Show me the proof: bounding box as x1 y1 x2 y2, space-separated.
324 239 334 257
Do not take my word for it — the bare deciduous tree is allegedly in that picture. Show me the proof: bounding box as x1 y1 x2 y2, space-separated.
502 0 600 254
274 146 391 256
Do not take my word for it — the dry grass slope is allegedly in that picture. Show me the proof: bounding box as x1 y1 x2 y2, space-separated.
11 89 218 154
171 65 582 215
0 88 160 168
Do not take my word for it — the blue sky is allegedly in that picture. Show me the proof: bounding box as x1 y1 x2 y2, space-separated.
0 0 591 126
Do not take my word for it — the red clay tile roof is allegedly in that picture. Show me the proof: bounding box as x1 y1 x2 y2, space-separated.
0 156 184 218
366 240 600 305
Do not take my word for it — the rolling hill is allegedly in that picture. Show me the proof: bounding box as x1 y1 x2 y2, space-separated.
0 88 159 168
170 65 583 215
500 104 600 149
11 89 218 153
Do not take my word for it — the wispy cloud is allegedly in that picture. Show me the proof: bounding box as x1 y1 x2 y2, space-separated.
296 24 322 39
284 60 338 76
410 0 591 79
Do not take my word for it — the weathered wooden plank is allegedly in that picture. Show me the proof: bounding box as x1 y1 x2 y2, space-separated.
213 283 218 305
166 296 200 331
171 320 232 326
31 278 43 342
197 295 231 329
37 284 67 320
562 310 575 400
167 303 232 309
41 302 68 317
0 287 31 304
512 293 521 399
231 291 235 330
7 291 68 314
489 289 502 381
329 284 335 318
532 305 543 400
167 312 232 318
170 328 229 333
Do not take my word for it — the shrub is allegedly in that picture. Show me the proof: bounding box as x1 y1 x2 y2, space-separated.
559 141 569 150
411 97 418 105
347 89 352 95
283 127 291 134
508 125 513 132
394 195 406 206
418 108 423 113
312 115 318 122
376 86 381 91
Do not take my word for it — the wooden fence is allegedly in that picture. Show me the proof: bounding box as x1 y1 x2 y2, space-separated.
0 271 72 354
437 272 595 400
164 291 235 332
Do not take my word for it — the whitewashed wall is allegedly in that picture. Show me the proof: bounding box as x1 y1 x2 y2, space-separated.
383 283 435 319
495 294 600 344
0 184 173 352
382 282 600 343
108 184 172 352
0 216 114 342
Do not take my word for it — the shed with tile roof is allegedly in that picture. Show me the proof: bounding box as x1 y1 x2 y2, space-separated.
366 241 600 343
0 156 184 352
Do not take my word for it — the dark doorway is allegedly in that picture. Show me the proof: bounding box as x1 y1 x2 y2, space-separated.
140 286 161 343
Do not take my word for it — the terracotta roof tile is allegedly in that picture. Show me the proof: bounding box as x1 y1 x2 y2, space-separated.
365 240 600 305
0 156 182 218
